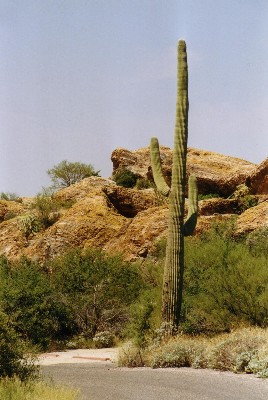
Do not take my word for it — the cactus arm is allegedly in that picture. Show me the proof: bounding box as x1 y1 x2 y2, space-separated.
150 137 170 196
184 175 198 236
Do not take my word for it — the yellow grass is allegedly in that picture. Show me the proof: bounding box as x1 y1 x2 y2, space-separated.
0 378 79 400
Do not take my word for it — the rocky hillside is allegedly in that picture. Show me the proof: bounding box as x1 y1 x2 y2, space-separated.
0 148 267 262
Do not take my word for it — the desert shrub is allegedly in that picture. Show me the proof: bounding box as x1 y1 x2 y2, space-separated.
0 257 75 350
230 184 258 213
198 193 220 200
247 227 268 258
31 189 60 228
125 261 162 346
17 214 42 238
207 328 268 374
0 310 37 381
150 337 207 369
183 221 268 333
0 192 21 202
113 168 138 188
49 249 144 338
3 211 17 221
65 335 94 350
117 341 145 367
127 292 155 347
93 331 115 348
150 238 167 260
48 160 100 189
135 178 152 190
131 327 268 375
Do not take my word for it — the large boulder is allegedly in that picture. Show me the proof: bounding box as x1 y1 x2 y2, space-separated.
247 157 268 195
236 200 268 235
111 147 256 197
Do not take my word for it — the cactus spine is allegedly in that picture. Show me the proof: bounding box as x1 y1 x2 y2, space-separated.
150 40 198 330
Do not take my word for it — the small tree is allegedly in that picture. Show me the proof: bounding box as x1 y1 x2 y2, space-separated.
47 160 100 189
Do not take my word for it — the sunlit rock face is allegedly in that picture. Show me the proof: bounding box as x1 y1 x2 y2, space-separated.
111 147 256 197
0 150 266 263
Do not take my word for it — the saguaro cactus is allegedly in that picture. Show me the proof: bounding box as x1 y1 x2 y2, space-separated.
150 40 198 330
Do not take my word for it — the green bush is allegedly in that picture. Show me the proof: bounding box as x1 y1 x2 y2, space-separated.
0 192 21 202
135 178 152 190
230 184 258 213
17 214 43 238
113 168 138 188
0 257 75 350
117 341 145 367
0 310 37 381
31 189 61 228
49 249 144 338
132 327 268 375
125 261 162 346
198 193 220 200
182 222 268 333
246 227 268 258
93 331 115 348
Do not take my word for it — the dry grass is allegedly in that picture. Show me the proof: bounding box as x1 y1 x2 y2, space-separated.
0 378 79 400
119 327 268 377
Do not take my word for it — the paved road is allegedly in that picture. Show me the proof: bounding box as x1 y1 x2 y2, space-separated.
42 362 268 400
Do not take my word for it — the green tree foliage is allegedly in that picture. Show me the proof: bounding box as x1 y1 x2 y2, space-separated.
113 168 138 188
0 310 36 381
49 249 143 337
0 257 74 349
0 250 144 350
125 261 162 346
133 223 268 339
47 160 100 189
183 223 268 333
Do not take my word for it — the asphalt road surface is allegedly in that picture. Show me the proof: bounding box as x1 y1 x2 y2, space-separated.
42 362 268 400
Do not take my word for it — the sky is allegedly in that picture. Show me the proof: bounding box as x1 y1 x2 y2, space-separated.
0 0 268 196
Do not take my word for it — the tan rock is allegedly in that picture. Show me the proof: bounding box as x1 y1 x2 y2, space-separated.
54 176 116 202
198 198 239 216
111 147 256 197
23 187 128 262
0 219 28 259
0 153 266 263
236 200 268 235
104 206 169 260
103 186 157 217
247 157 268 195
0 200 27 222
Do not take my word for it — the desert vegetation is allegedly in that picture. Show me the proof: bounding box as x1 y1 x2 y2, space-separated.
0 221 267 378
0 378 79 400
47 160 100 189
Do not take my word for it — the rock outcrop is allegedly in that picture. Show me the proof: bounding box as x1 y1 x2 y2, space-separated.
236 200 268 235
247 157 268 195
112 147 256 197
0 149 267 263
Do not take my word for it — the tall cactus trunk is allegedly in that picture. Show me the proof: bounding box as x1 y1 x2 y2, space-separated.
150 40 197 332
162 40 189 328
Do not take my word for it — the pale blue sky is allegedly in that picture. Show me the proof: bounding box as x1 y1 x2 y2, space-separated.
1 0 267 196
